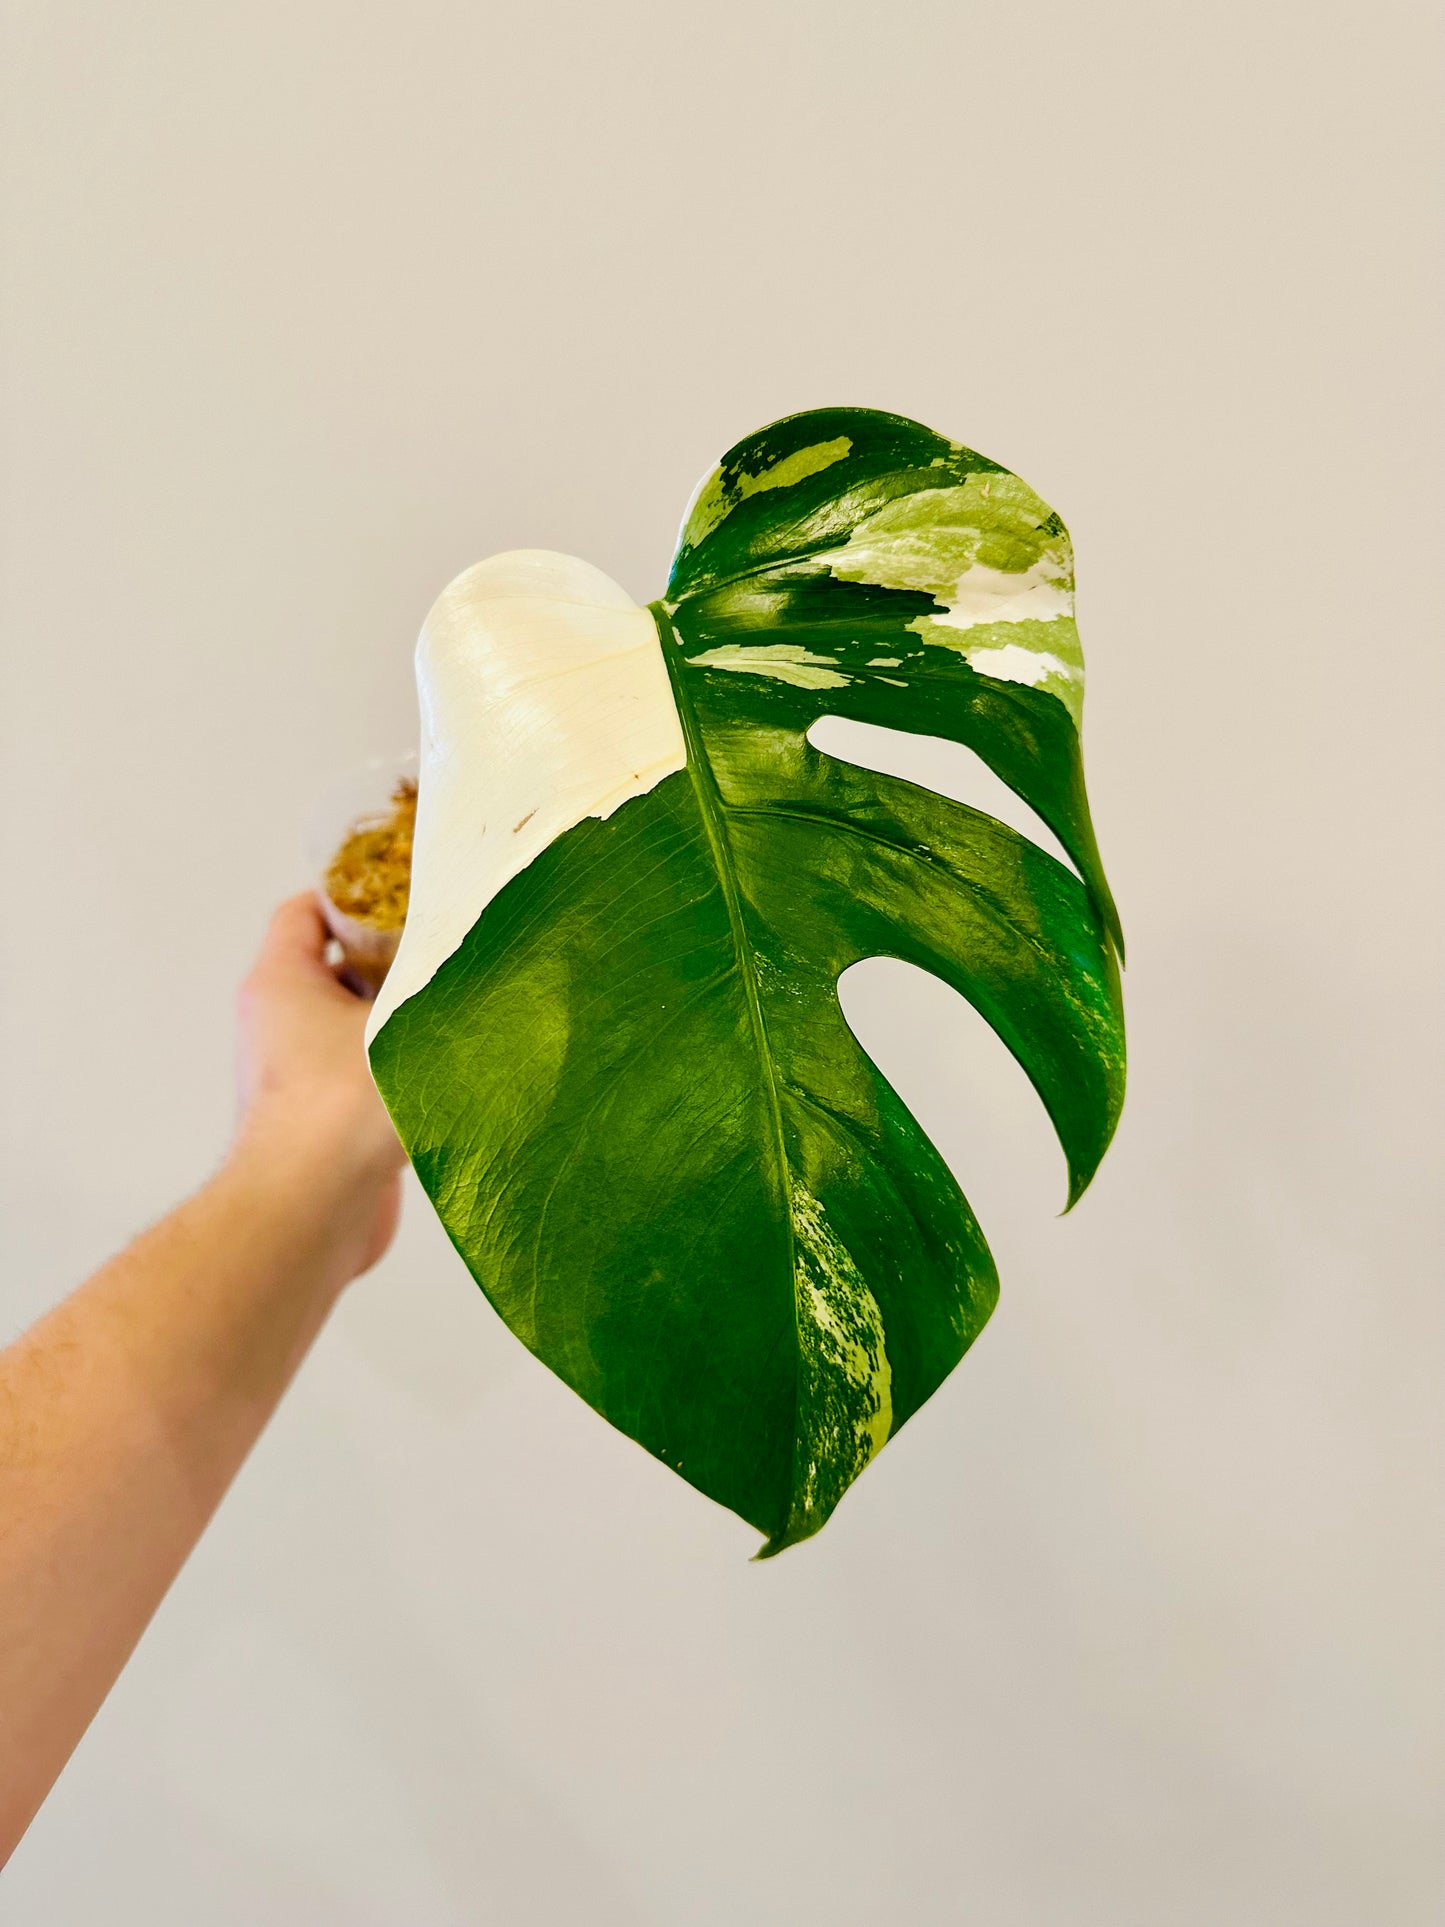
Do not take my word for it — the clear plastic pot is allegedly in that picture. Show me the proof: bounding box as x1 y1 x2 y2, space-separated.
307 751 418 998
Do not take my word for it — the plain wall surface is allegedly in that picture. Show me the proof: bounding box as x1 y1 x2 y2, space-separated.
2 2 1441 1921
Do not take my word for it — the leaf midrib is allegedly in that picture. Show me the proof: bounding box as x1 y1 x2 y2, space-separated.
650 601 801 1481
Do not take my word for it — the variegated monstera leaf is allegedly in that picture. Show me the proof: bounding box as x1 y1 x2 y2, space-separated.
367 407 1124 1555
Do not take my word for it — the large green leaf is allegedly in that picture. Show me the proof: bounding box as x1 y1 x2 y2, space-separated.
367 407 1125 1555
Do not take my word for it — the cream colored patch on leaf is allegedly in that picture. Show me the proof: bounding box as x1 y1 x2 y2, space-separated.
788 1188 893 1530
965 641 1078 693
911 612 1085 724
689 643 851 690
925 550 1074 631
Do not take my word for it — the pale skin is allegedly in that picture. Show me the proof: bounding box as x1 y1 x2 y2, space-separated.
0 895 406 1866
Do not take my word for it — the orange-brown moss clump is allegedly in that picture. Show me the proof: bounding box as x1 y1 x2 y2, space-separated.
324 777 416 930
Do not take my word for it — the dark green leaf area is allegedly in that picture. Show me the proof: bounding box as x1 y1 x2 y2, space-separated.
716 754 1125 1208
370 771 1001 1553
673 589 1121 956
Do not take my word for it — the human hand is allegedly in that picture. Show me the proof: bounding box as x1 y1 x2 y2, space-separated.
233 893 406 1285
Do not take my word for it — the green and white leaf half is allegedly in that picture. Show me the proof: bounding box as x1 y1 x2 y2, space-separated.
367 408 1125 1556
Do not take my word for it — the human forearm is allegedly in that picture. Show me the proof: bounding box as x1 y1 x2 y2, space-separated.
0 1143 355 1861
0 892 405 1865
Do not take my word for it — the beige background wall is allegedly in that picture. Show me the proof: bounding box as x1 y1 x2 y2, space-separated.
2 2 1441 1921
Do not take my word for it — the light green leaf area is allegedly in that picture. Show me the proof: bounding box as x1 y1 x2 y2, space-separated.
689 642 852 689
817 471 1070 598
371 407 1125 1555
683 435 855 547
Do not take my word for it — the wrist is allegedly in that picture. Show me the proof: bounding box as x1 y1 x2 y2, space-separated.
219 1112 383 1300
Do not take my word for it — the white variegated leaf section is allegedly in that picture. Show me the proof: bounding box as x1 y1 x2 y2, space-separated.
367 550 685 1043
